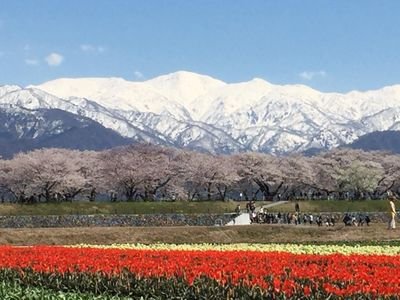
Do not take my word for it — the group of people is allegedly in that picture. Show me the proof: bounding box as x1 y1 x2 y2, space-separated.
342 213 371 226
236 192 399 229
243 200 337 226
249 211 337 226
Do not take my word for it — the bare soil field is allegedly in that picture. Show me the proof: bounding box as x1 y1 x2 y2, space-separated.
0 223 398 245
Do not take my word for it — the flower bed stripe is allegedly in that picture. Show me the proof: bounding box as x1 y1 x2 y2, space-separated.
0 245 400 298
72 242 400 255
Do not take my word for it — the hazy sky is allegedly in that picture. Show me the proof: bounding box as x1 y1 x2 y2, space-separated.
1 0 400 92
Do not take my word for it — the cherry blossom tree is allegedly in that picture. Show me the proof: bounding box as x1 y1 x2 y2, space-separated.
234 152 288 200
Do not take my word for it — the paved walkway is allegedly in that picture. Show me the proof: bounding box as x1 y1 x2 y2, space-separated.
226 212 251 225
226 201 288 226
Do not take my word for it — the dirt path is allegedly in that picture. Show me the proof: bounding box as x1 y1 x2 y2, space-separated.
0 223 398 245
261 201 289 210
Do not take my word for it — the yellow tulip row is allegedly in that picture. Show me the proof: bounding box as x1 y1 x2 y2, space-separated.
71 243 400 255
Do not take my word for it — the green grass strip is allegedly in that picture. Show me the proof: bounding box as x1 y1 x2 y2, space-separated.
0 281 129 300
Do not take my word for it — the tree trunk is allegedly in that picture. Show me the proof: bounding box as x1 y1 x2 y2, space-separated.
124 185 137 202
216 185 227 201
207 182 212 201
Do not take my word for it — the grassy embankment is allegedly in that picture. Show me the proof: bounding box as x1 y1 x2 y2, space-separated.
0 199 391 216
265 200 390 213
0 200 396 245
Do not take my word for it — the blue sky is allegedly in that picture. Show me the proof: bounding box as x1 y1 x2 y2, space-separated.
1 0 400 92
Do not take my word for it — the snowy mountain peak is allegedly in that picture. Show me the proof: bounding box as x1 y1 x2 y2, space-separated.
31 76 192 119
145 70 227 107
0 85 22 98
28 77 130 100
148 70 225 83
248 77 272 85
7 71 400 155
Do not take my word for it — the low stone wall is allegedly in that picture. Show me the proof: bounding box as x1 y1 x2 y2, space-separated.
0 212 391 228
0 213 236 228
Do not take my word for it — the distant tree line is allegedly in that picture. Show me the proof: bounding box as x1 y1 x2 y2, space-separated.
0 144 399 203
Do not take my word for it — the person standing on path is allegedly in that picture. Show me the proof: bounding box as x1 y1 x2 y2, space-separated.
388 194 397 230
295 201 300 213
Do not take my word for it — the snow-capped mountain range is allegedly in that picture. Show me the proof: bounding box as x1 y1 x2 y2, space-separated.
1 70 400 155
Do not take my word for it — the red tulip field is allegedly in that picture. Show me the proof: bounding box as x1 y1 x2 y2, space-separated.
0 244 400 299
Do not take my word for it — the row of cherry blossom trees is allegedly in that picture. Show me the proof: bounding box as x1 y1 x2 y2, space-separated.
0 144 399 203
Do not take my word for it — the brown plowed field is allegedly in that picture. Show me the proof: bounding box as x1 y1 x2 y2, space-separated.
0 223 398 245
